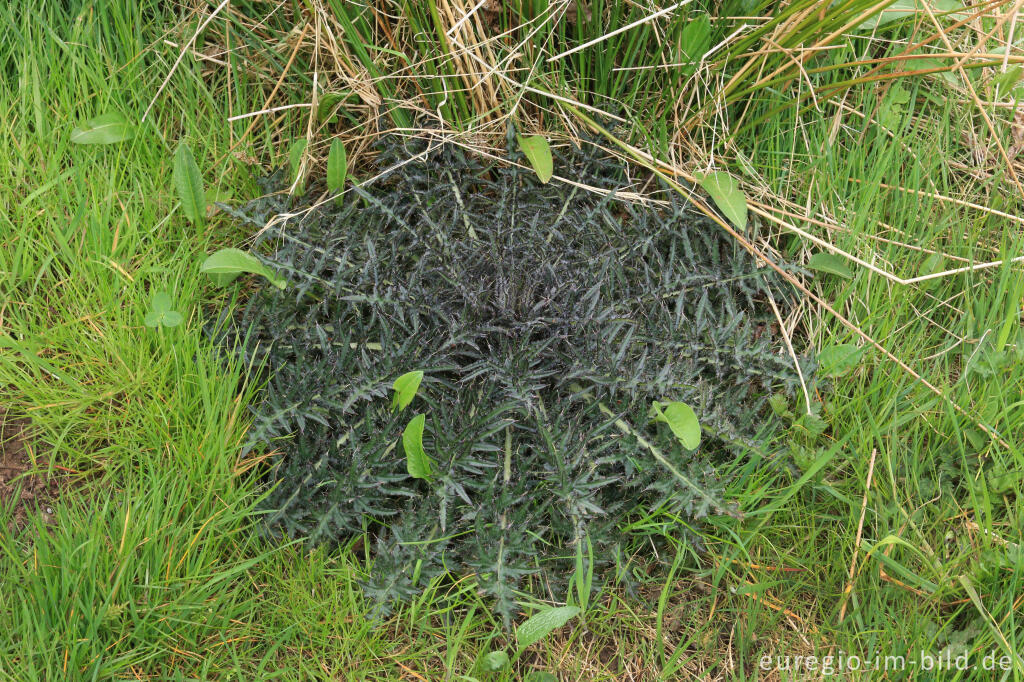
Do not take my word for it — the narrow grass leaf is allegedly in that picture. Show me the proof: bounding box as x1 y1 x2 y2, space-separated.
518 135 553 183
200 248 286 289
173 142 206 227
516 605 580 651
697 171 747 231
403 414 432 481
807 252 854 279
392 370 424 411
70 112 135 145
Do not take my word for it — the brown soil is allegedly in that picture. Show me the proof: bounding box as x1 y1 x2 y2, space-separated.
0 411 59 531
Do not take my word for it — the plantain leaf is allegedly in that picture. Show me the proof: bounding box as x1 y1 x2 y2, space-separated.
288 138 308 197
480 650 510 672
697 171 747 232
173 142 206 227
391 370 424 411
516 606 580 652
403 414 433 481
679 14 711 76
200 248 287 289
327 138 348 199
807 252 854 279
818 343 863 378
652 400 701 450
517 135 553 183
70 112 135 145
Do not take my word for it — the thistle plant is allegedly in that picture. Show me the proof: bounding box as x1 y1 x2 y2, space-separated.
219 132 814 621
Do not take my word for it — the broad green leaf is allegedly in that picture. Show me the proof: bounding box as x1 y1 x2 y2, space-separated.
768 393 794 419
516 605 580 652
918 253 945 290
697 171 747 232
403 414 433 481
795 413 828 438
480 650 510 672
518 135 553 184
289 138 308 196
524 674 558 682
145 291 183 328
914 59 959 86
200 248 287 289
679 14 710 76
160 310 183 327
652 401 701 450
392 370 424 411
206 188 233 218
317 91 352 122
151 291 172 314
818 343 863 378
327 138 348 198
173 142 206 227
70 112 135 145
807 252 854 279
857 0 962 31
991 66 1023 99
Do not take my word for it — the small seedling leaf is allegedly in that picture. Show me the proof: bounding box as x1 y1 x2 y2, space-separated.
392 370 424 411
697 171 747 232
807 253 853 279
516 605 580 652
768 393 794 419
145 291 183 328
403 414 433 481
652 401 701 450
818 343 863 378
327 138 348 196
480 650 510 672
173 142 206 227
200 248 286 289
524 674 558 682
289 138 308 196
518 135 553 183
70 112 135 145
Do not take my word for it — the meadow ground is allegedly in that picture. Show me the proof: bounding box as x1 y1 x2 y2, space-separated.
0 1 1022 680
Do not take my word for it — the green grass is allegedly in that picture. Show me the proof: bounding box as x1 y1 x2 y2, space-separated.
1 0 1022 679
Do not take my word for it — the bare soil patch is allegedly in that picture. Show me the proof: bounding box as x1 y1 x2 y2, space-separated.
0 410 59 531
